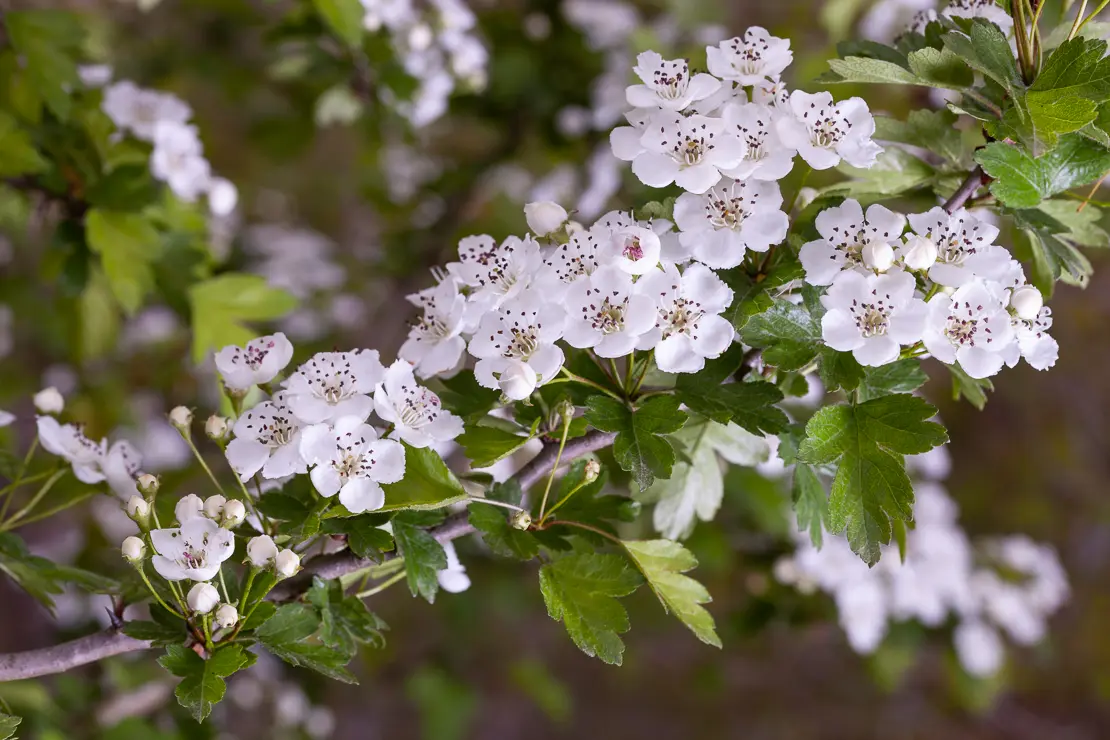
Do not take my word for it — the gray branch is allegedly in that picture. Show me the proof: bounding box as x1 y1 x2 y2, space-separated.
0 429 617 681
943 166 989 213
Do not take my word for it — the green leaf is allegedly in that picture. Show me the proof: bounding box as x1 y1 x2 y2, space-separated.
0 532 65 610
538 553 643 665
818 348 865 393
312 0 365 48
942 20 1021 93
874 109 964 164
975 136 1110 208
1026 93 1098 137
740 299 822 371
158 644 256 722
531 461 638 551
5 11 82 119
1034 199 1109 247
675 355 788 435
792 463 828 548
583 395 687 491
435 371 501 421
380 443 468 511
85 209 163 314
457 419 537 468
391 511 448 603
825 56 921 85
949 364 993 410
906 47 975 88
1029 37 1110 103
85 164 160 212
0 713 20 740
122 617 186 646
188 273 298 362
857 359 929 401
469 501 539 560
622 539 721 648
323 514 394 559
0 111 47 177
255 602 358 683
240 601 277 631
306 577 388 654
797 395 948 565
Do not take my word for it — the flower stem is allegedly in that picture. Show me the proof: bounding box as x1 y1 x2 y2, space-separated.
0 439 38 522
137 564 184 619
537 518 622 544
1069 0 1091 39
218 567 231 603
537 415 572 523
466 496 525 513
240 569 257 609
355 570 406 599
539 477 593 524
1 468 67 530
558 367 623 401
184 436 228 499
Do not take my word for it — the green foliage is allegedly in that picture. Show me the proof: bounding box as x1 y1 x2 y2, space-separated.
976 136 1110 208
0 112 47 177
948 364 993 410
797 395 948 564
189 273 298 362
122 605 188 647
391 511 448 603
380 443 468 512
85 209 163 314
457 417 539 468
533 460 638 550
469 480 540 560
792 462 829 548
306 577 388 654
323 514 395 560
622 539 721 648
435 371 501 421
539 552 643 665
740 299 822 371
4 11 82 120
406 667 478 740
674 346 789 436
874 110 965 165
312 0 365 48
583 395 688 491
0 714 19 740
158 644 257 722
857 359 930 401
942 20 1020 93
255 603 357 683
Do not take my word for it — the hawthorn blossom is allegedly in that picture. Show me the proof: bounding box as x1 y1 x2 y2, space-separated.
226 394 308 481
625 51 721 112
150 121 212 202
103 441 143 500
753 77 789 108
563 265 658 357
448 235 543 312
468 291 566 400
300 416 406 513
1003 305 1058 371
820 270 927 366
906 207 1020 288
282 350 386 424
36 416 106 484
400 279 469 379
101 81 192 141
150 517 235 581
633 113 747 194
373 360 463 448
706 27 793 85
592 209 687 266
923 280 1015 379
720 102 796 181
638 263 735 374
776 91 882 170
609 107 654 162
214 333 294 392
673 178 788 268
537 229 603 295
800 200 906 285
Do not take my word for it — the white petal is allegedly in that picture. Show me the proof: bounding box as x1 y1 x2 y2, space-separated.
339 477 385 513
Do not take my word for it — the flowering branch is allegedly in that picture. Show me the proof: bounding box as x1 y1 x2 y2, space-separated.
943 166 990 214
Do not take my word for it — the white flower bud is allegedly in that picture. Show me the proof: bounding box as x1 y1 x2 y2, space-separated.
205 415 229 442
247 535 279 567
137 473 160 497
498 362 537 401
33 387 64 415
524 201 569 237
207 177 238 217
509 510 532 531
583 459 601 483
125 495 150 524
1010 285 1044 321
169 406 193 433
121 536 146 563
408 23 434 51
213 603 239 630
566 220 585 235
222 499 246 528
187 582 220 614
274 548 300 578
862 240 895 272
203 495 227 520
793 187 818 212
902 235 939 271
175 493 204 523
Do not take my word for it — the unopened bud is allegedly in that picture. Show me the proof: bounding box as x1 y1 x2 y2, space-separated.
125 495 150 526
203 495 227 520
247 535 279 567
222 499 246 528
583 459 601 483
33 387 65 415
498 362 537 401
213 603 239 630
552 398 576 430
1009 285 1043 321
169 406 193 434
524 201 569 237
902 235 938 271
862 241 895 272
121 536 146 563
275 549 300 578
175 493 204 523
137 473 160 497
187 582 220 614
205 415 229 442
509 510 533 531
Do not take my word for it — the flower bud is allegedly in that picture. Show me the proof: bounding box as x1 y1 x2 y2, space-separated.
222 499 246 528
862 240 895 272
137 473 160 497
187 582 220 614
902 235 938 271
509 510 532 531
1010 285 1043 321
125 495 150 526
498 362 537 401
205 415 229 442
213 603 239 630
275 548 300 578
551 398 576 431
121 536 146 563
247 535 279 567
524 201 569 237
169 406 193 433
583 458 601 483
33 387 64 415
203 495 227 520
175 493 204 523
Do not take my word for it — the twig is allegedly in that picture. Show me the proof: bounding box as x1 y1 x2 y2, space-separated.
943 166 990 214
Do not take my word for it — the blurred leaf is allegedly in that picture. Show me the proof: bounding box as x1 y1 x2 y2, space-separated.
583 395 687 491
189 273 297 362
0 112 47 177
949 364 994 410
622 539 721 648
312 0 365 48
0 714 19 740
391 511 447 603
792 462 828 548
158 643 256 722
85 209 163 315
406 667 477 740
874 109 964 164
4 11 82 119
509 659 571 723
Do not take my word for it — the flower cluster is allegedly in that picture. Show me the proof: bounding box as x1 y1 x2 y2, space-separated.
101 79 236 215
35 414 146 501
861 0 1014 43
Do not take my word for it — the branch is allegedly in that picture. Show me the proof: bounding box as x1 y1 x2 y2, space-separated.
943 166 990 213
0 429 618 681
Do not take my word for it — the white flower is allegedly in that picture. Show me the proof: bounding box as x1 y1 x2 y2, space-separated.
563 264 658 357
214 333 295 392
820 270 928 366
300 416 406 513
609 108 654 162
860 0 936 42
436 541 471 593
943 0 1014 32
222 499 246 528
36 416 106 484
954 620 1005 677
719 102 796 182
78 64 113 88
606 223 662 274
673 178 788 269
633 112 747 194
214 603 239 629
282 350 386 424
0 410 13 428
706 27 793 85
901 234 939 271
1004 305 1058 371
524 201 568 236
187 582 220 614
923 279 1015 379
150 121 212 202
625 51 721 111
275 548 300 578
861 240 895 272
592 209 687 266
207 177 239 217
753 77 789 108
638 263 735 374
906 207 1018 287
151 517 235 581
103 440 143 500
175 493 205 523
448 235 543 316
400 279 469 379
33 387 64 414
468 291 566 400
125 496 149 520
776 90 882 170
102 81 192 141
247 535 279 567
121 536 146 562
169 406 193 431
226 394 308 480
373 360 463 448
799 200 906 286
536 228 604 296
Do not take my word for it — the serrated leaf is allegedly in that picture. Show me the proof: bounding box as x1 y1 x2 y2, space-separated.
538 553 643 665
976 136 1110 208
380 443 467 511
457 419 537 468
907 47 974 88
391 512 447 603
1029 37 1110 103
122 618 186 646
306 577 388 654
792 463 828 548
189 273 297 362
740 299 822 371
818 348 865 393
323 515 394 559
85 209 163 314
857 359 929 400
942 20 1021 93
583 395 687 491
254 602 358 683
435 371 501 421
159 644 256 722
622 539 721 648
949 363 993 410
1036 199 1109 247
826 56 921 85
468 502 539 560
0 713 20 740
675 355 788 435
